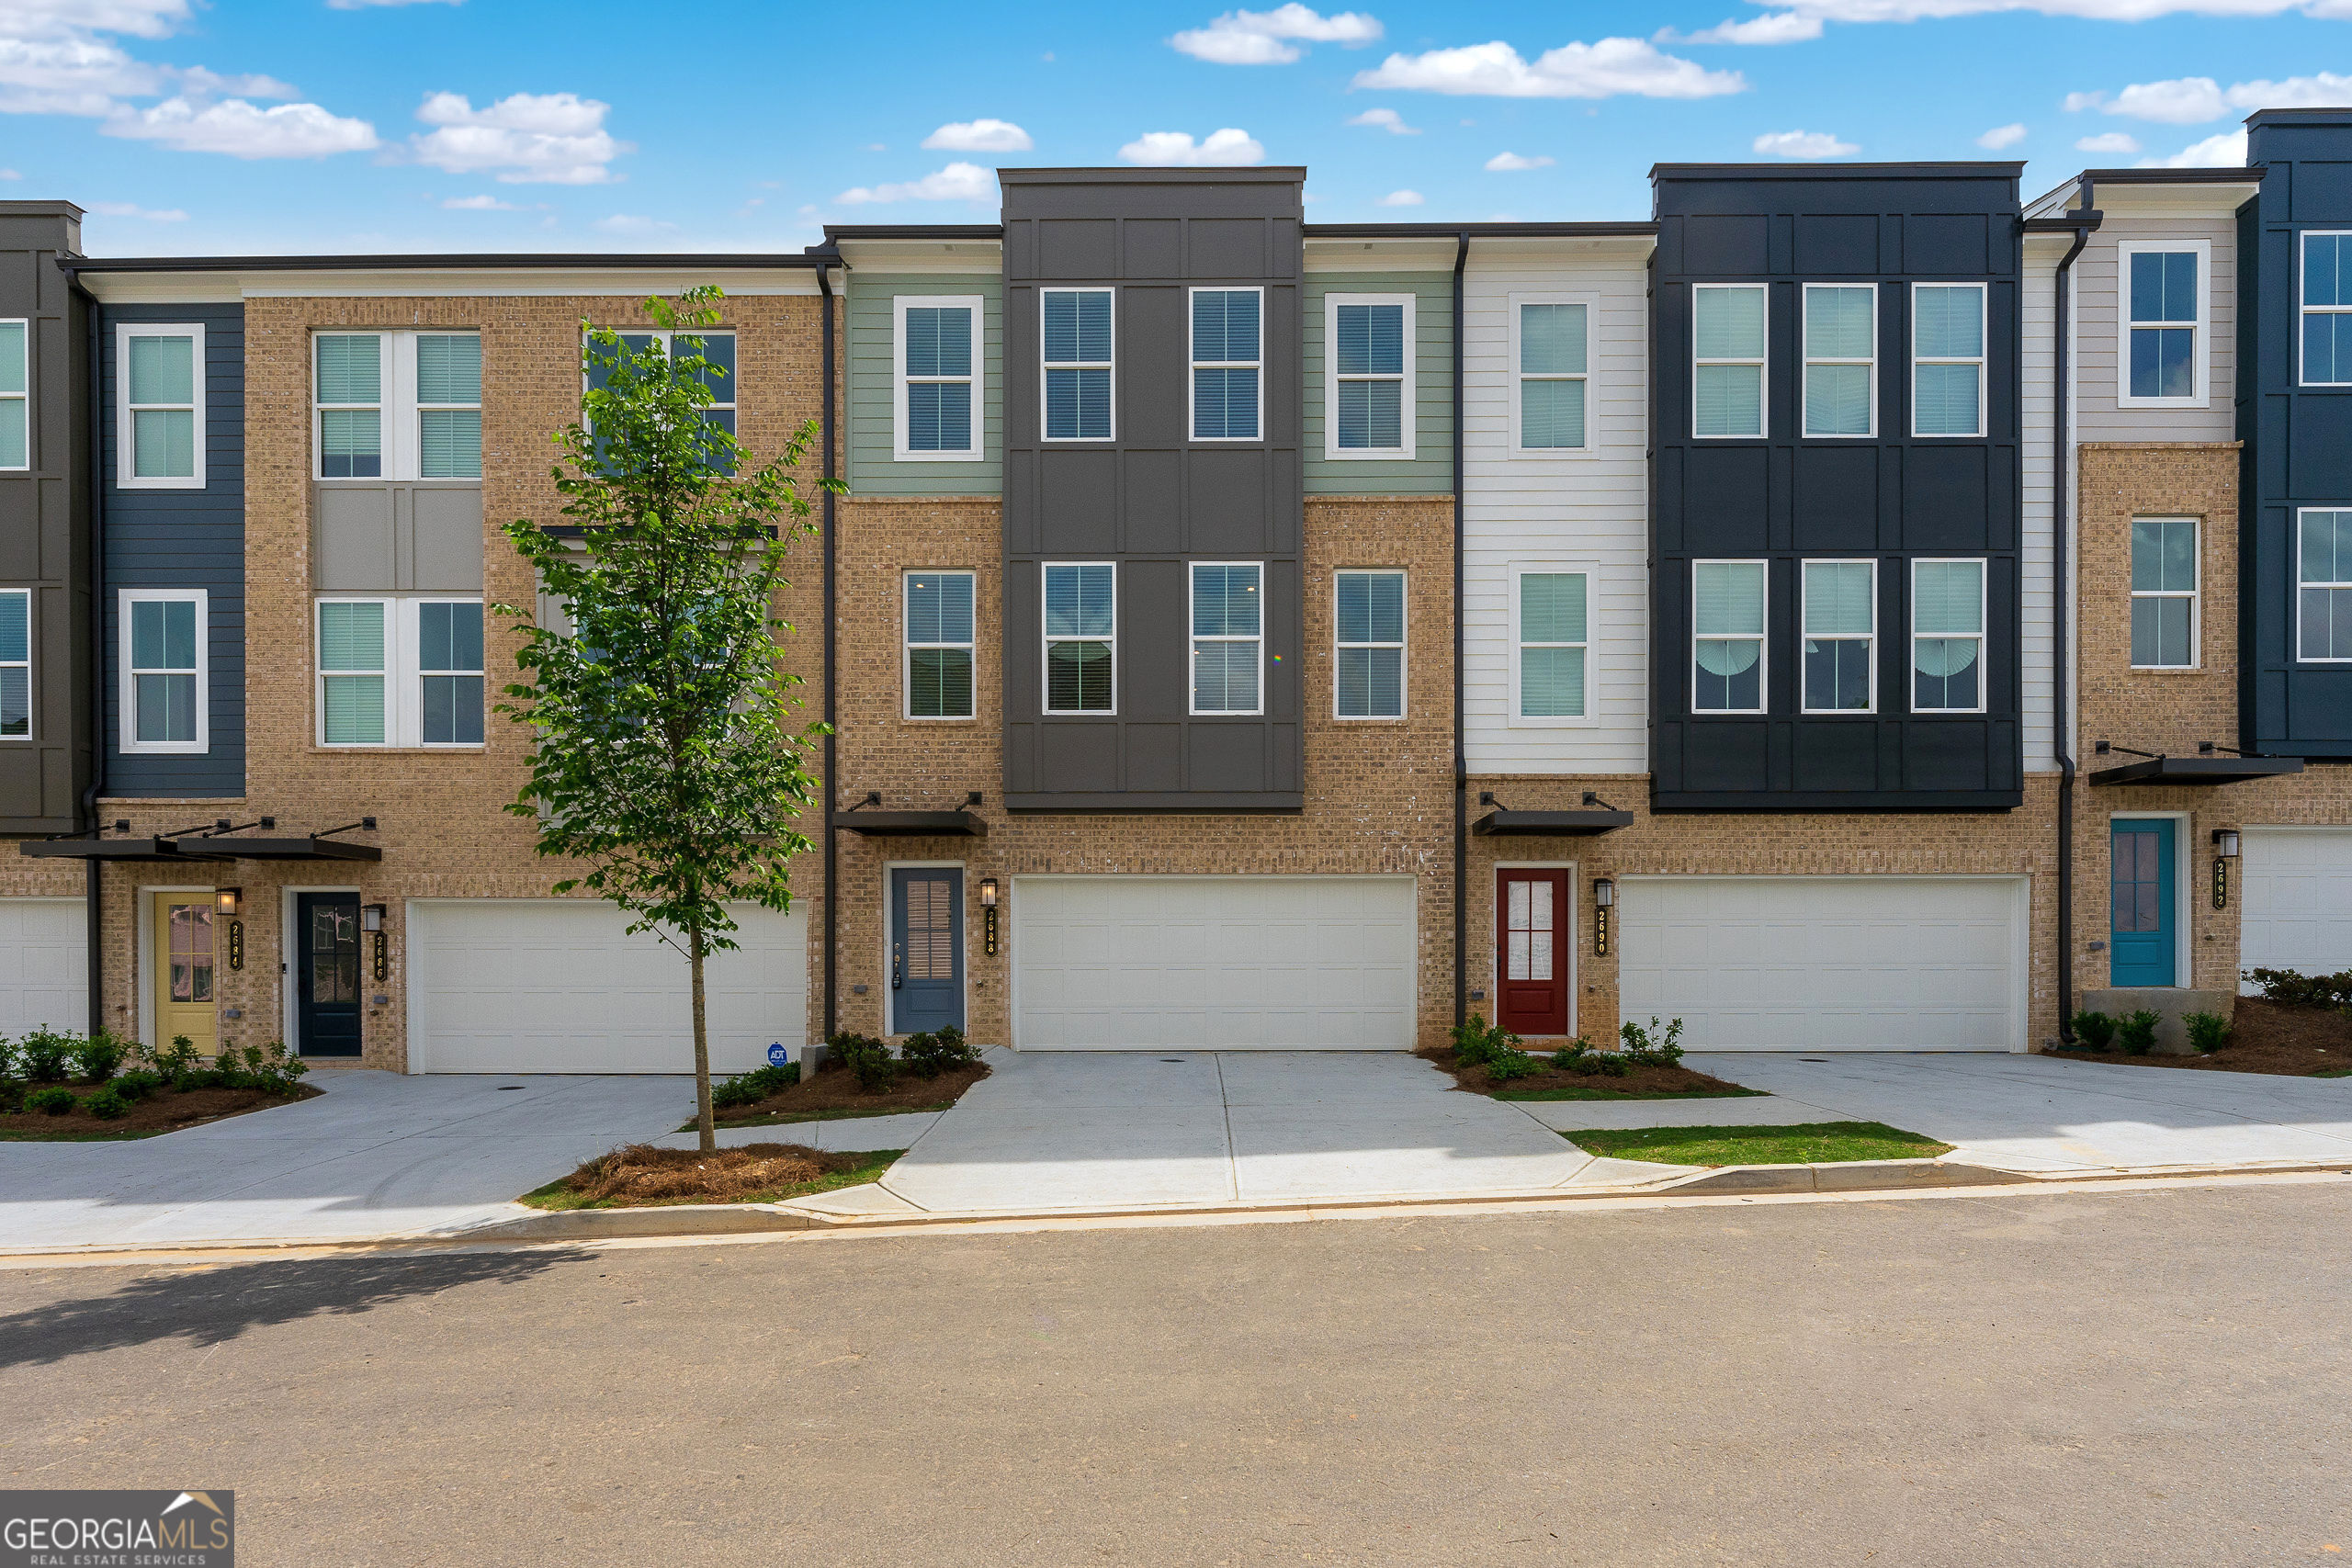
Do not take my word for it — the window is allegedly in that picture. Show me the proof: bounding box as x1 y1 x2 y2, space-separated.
118 324 202 488
1328 296 1411 457
0 589 26 739
1335 570 1405 719
318 331 483 480
1516 570 1589 720
1804 285 1875 437
1913 284 1986 437
1043 563 1114 713
1692 560 1766 712
1191 562 1263 715
2131 518 2199 668
583 328 735 468
905 570 976 719
2120 243 2205 405
1692 285 1766 438
2304 232 2352 387
0 318 25 471
1912 558 1986 713
896 297 980 459
1802 560 1875 712
1041 288 1113 441
119 590 206 752
318 596 486 746
2300 509 2352 662
1191 288 1261 441
1515 299 1589 452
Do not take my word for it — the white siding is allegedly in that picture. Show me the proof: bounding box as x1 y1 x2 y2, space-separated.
2023 234 2062 773
1462 241 1652 774
2074 201 2239 444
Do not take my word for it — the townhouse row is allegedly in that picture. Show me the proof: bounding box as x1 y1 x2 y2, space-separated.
2 107 2348 1072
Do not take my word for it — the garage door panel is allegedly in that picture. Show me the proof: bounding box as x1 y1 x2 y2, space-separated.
2242 829 2352 984
0 898 86 1037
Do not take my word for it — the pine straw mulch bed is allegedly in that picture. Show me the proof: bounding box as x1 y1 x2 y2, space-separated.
0 1083 322 1141
519 1142 902 1211
2047 998 2352 1077
1419 1048 1765 1101
704 1058 991 1130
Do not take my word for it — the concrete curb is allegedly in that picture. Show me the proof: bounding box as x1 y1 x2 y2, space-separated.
453 1204 821 1242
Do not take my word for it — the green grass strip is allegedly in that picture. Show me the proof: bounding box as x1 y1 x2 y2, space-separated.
1565 1121 1953 1167
1493 1085 1766 1102
684 1101 955 1134
518 1148 904 1212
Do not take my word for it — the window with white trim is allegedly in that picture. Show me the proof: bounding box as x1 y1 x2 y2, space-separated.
1692 284 1765 438
1515 298 1589 452
1516 570 1589 719
1043 562 1114 712
1328 296 1411 457
0 589 27 739
120 589 206 752
2299 509 2352 662
1912 284 1985 437
1692 560 1766 713
896 297 980 459
2304 232 2352 387
1191 288 1261 441
0 318 26 471
1191 561 1263 715
1911 558 1986 713
118 324 203 488
905 570 976 719
1801 559 1874 713
317 596 485 747
583 328 735 469
1335 569 1405 718
1803 285 1875 437
2120 243 2205 405
317 331 483 480
1041 288 1113 441
2130 518 2198 668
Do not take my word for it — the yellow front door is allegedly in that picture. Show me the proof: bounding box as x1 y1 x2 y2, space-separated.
153 895 219 1057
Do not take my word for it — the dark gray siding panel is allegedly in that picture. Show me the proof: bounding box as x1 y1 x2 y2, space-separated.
100 301 244 798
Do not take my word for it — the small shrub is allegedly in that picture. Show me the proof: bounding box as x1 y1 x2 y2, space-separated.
2069 1010 2118 1050
1450 1014 1505 1068
30 1086 75 1116
0 1033 17 1081
2242 967 2352 1010
143 1034 203 1089
902 1025 978 1078
1486 1043 1544 1081
83 1086 130 1121
2183 1010 2233 1055
712 1062 799 1111
2119 1009 2161 1055
831 1032 898 1092
1549 1038 1590 1071
19 1030 74 1083
0 1080 23 1114
248 1041 307 1096
111 1069 162 1102
1618 1016 1686 1069
71 1031 129 1084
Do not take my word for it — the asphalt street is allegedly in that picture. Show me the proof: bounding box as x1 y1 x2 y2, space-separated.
3 1180 2347 1566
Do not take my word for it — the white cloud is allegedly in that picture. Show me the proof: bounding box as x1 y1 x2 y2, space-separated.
407 91 630 185
0 168 18 179
86 198 185 220
1753 128 1859 156
1376 188 1424 205
1351 38 1746 99
2075 130 2143 152
2075 71 2352 123
837 161 999 204
1485 150 1555 170
1977 121 2029 148
922 118 1033 152
594 213 675 234
104 96 379 157
2229 71 2352 109
1661 13 1826 41
2062 90 2108 111
1170 5 1383 65
2140 128 2251 165
1117 127 1267 164
442 193 520 209
1347 107 1420 133
2106 76 2225 121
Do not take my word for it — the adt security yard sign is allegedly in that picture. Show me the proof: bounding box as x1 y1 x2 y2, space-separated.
767 1043 790 1067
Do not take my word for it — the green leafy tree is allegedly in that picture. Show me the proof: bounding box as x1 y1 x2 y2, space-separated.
497 288 836 1151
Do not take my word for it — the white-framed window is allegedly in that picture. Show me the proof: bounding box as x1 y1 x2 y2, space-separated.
895 296 981 460
317 595 485 747
1911 558 1986 713
1692 559 1766 714
0 318 27 471
1512 296 1590 453
1692 284 1766 439
1334 569 1406 719
1801 559 1875 713
1327 294 1412 458
1190 561 1263 716
583 327 735 465
2119 241 2208 407
1803 284 1875 438
2303 232 2352 387
117 323 203 489
0 588 27 739
1042 562 1114 713
1041 288 1114 442
1514 568 1590 722
1912 284 1986 437
2130 517 2199 669
905 570 976 720
1191 288 1261 442
2299 508 2352 662
317 331 484 480
119 589 207 753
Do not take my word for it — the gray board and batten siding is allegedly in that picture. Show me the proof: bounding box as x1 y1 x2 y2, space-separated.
846 271 1004 496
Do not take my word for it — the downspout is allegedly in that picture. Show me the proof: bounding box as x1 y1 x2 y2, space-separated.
1452 231 1469 1030
75 274 106 1039
2050 184 2100 1045
817 255 839 1044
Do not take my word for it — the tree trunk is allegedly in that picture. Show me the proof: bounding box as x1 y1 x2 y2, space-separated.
690 918 715 1153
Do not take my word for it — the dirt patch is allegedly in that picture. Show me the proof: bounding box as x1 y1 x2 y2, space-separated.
714 1059 990 1125
0 1083 322 1140
2050 998 2352 1077
1419 1048 1760 1100
526 1142 899 1210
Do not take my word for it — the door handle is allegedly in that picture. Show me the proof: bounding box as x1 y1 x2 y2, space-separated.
892 942 902 989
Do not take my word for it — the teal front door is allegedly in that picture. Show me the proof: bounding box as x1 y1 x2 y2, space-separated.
2109 820 2176 987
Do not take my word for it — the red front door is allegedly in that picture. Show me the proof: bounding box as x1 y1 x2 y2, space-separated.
1495 869 1571 1037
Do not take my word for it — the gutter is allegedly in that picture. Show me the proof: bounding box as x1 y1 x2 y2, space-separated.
1452 231 1469 1031
816 252 840 1045
2045 186 2102 1044
57 253 837 276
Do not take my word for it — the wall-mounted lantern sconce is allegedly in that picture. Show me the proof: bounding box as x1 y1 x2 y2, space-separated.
2211 829 2241 860
1591 877 1614 955
362 903 390 982
979 877 1001 956
2211 829 2240 909
217 888 244 971
216 887 242 919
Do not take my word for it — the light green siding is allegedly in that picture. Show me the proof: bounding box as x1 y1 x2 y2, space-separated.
846 272 1001 497
1304 271 1454 496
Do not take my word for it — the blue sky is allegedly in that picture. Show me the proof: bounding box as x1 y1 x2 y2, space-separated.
6 0 2348 256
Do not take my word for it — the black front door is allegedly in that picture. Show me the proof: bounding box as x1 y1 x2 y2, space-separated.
297 893 363 1056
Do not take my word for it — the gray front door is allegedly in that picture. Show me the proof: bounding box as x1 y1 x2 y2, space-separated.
891 868 964 1034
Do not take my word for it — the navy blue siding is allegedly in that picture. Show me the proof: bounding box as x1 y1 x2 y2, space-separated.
100 302 245 797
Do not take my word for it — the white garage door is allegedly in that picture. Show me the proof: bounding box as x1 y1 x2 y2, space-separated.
406 899 807 1073
1013 875 1417 1050
0 898 85 1037
2242 828 2352 984
1619 876 2027 1052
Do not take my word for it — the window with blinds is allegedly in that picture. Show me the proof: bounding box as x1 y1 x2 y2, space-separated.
0 319 27 472
1911 558 1986 712
898 297 980 458
2131 518 2199 668
2298 510 2352 661
905 570 977 719
1044 562 1114 713
1042 288 1114 441
1804 285 1875 437
1692 559 1766 713
318 596 486 746
1516 570 1588 719
582 328 736 472
1329 297 1409 456
317 331 482 480
1912 285 1985 437
125 592 205 750
1192 288 1261 441
1516 300 1589 451
0 589 27 739
1191 562 1263 715
2123 246 2201 403
1335 569 1405 719
119 324 202 487
1801 559 1875 713
2306 233 2352 387
899 876 957 981
1692 285 1765 438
